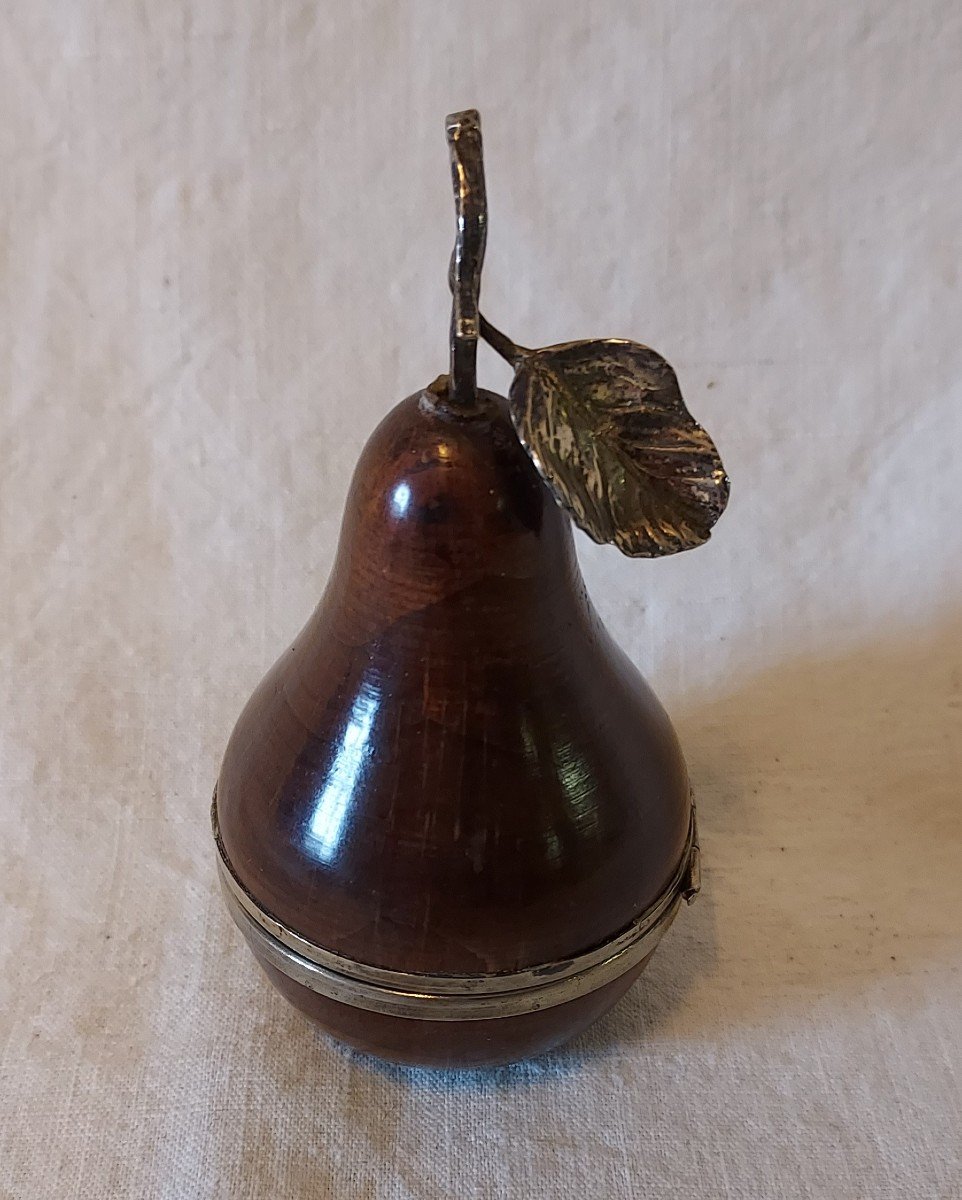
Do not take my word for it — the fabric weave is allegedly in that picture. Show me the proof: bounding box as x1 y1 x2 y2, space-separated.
1 2 959 1196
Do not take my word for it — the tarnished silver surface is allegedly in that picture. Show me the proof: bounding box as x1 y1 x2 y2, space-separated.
213 798 699 1020
507 339 730 557
684 817 702 903
445 109 486 411
438 113 729 558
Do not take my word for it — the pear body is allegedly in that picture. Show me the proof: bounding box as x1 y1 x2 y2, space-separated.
215 388 691 1066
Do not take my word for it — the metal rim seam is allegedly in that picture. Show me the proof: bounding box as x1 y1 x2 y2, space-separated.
212 790 699 1021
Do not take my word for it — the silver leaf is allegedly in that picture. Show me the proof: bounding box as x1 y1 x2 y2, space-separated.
508 339 730 557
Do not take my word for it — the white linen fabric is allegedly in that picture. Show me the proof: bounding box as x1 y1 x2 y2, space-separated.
1 2 959 1197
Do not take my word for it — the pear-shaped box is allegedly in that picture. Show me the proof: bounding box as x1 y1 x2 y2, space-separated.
213 382 699 1068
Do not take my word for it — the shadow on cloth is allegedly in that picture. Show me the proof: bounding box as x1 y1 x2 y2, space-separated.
343 609 962 1086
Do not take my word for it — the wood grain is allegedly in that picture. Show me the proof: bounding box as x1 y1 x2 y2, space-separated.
215 384 691 1062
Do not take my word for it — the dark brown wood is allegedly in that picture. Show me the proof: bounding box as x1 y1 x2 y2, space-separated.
216 384 691 1061
257 955 652 1069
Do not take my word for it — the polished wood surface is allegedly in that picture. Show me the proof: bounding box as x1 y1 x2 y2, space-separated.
216 383 690 1057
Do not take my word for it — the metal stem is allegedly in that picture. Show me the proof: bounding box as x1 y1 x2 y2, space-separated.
445 110 487 410
479 314 529 366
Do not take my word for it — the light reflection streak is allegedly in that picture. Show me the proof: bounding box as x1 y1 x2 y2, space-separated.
391 481 411 517
305 684 379 863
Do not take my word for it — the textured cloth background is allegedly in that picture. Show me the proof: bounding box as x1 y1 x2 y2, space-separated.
1 3 960 1197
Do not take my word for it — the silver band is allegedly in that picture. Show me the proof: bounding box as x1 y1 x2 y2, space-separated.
213 795 699 1021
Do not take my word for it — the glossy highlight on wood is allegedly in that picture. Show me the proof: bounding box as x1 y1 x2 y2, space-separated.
215 384 692 1063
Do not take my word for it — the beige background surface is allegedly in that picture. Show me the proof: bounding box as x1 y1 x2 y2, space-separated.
1 2 960 1197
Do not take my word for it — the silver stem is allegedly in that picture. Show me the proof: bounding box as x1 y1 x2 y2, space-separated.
445 109 487 409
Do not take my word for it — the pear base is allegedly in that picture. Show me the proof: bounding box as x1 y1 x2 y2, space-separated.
254 953 651 1069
